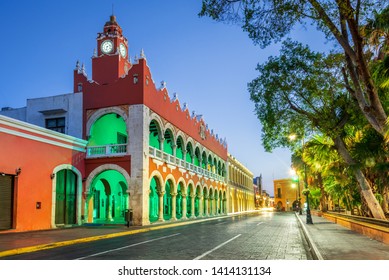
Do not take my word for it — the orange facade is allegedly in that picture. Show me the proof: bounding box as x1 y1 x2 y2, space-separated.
273 178 305 211
0 115 86 232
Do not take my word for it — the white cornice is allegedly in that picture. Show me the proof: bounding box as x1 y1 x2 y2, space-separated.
0 115 87 151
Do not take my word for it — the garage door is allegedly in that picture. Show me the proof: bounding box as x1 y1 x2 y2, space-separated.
0 175 14 230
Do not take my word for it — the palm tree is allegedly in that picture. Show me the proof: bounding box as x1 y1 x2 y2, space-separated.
361 6 389 59
302 135 344 212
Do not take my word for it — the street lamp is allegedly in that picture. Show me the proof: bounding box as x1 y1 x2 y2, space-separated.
290 169 302 215
289 134 313 224
303 163 313 224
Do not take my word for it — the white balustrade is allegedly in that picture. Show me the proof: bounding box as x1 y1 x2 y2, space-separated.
148 146 227 183
87 144 127 158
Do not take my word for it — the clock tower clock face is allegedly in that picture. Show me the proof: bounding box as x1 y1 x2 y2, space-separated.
119 43 127 58
101 40 113 54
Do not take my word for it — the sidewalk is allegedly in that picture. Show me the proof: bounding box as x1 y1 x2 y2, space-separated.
296 213 389 260
1 212 389 259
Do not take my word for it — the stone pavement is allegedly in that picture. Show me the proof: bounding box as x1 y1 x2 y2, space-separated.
296 213 389 260
1 212 389 259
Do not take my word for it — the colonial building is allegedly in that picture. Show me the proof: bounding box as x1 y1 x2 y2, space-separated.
0 115 86 231
273 178 304 211
227 154 254 213
0 15 255 232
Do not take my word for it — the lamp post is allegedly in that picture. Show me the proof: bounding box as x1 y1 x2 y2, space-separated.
289 134 313 224
303 162 313 224
291 170 302 215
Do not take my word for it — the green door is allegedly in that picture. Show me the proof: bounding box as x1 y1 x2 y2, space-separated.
55 170 77 225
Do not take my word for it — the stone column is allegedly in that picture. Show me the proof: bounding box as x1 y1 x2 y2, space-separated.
214 196 217 215
172 144 177 157
182 194 187 219
84 192 91 223
199 195 203 217
204 195 209 217
191 194 196 218
106 195 113 221
171 192 177 221
158 191 165 221
159 137 165 152
209 196 213 216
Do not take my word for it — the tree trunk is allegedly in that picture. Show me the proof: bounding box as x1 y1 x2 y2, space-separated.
333 136 386 219
383 186 389 215
316 173 328 212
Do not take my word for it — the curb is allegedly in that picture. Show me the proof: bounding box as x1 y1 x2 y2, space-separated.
295 212 324 260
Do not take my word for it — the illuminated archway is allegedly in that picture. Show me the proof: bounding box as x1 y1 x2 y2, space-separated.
87 113 128 157
195 185 201 217
164 180 173 220
149 177 160 223
89 170 128 223
187 183 194 218
176 182 184 219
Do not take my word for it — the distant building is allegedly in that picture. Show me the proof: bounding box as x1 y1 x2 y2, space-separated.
227 154 255 213
253 175 262 208
273 178 304 211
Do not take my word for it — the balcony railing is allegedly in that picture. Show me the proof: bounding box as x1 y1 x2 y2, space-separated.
87 144 127 158
149 146 226 183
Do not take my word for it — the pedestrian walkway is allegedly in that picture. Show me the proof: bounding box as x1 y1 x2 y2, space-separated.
1 212 389 260
296 213 389 260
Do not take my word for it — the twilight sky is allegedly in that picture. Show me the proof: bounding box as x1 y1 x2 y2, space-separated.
0 0 328 195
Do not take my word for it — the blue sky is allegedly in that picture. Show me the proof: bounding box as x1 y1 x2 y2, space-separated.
0 0 328 195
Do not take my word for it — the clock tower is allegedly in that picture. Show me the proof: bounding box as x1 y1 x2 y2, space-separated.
92 15 131 85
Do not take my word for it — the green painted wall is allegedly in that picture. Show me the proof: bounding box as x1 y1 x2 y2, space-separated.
89 113 127 146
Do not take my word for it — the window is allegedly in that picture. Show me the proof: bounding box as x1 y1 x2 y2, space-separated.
46 117 65 133
277 188 282 198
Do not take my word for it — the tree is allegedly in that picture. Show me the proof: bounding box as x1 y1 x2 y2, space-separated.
200 0 389 137
361 6 389 59
248 39 386 219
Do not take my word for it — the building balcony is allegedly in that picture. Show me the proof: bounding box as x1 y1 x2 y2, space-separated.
149 146 226 183
86 143 127 158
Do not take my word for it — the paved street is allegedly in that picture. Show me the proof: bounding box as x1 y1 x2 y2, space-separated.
0 212 312 260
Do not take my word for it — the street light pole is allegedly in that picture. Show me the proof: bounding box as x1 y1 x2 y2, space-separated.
303 145 313 224
291 170 302 215
290 133 313 224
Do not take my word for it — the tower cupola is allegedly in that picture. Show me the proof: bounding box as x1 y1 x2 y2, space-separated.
92 15 131 85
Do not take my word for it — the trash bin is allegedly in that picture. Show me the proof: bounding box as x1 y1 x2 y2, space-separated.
124 209 133 227
129 209 133 224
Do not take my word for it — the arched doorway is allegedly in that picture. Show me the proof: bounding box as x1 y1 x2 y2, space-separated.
209 188 213 215
187 184 193 218
90 170 128 223
176 182 183 219
163 180 173 220
203 187 208 216
195 185 201 217
149 177 160 223
55 169 77 226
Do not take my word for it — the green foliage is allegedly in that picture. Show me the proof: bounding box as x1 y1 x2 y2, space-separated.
248 39 349 151
200 1 386 48
309 188 321 209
